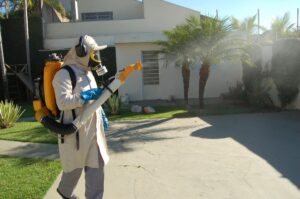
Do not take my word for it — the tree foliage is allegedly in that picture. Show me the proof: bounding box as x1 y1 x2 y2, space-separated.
271 12 295 40
157 15 236 108
44 0 66 17
0 0 66 18
271 39 300 108
232 15 257 32
156 17 196 104
187 15 233 63
231 14 266 42
156 21 194 63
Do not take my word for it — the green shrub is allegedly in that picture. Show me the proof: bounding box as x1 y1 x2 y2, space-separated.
271 39 300 108
245 82 274 108
0 100 25 129
241 45 274 108
105 95 121 115
221 81 247 101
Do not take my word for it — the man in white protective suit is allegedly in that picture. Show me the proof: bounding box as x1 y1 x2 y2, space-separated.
52 35 110 199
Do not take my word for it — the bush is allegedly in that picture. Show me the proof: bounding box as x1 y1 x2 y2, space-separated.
241 45 274 108
105 95 121 115
245 82 274 108
221 81 246 101
271 39 300 108
0 100 25 129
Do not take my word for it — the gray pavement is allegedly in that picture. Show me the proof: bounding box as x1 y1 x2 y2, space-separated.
0 140 59 160
1 111 300 199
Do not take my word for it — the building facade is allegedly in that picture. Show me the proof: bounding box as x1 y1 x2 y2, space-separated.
44 0 243 101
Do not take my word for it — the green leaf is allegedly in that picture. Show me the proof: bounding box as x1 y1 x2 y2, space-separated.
0 100 25 129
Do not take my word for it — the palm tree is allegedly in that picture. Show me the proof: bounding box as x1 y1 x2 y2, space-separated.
271 12 294 41
157 22 194 105
232 15 271 108
186 15 232 109
231 14 265 43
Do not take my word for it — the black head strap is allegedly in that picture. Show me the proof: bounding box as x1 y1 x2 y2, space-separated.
75 36 87 57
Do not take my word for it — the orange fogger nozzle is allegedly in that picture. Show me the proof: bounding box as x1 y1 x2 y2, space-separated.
134 62 143 71
118 62 143 83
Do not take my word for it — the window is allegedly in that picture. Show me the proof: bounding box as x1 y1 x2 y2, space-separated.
82 12 113 21
142 51 160 85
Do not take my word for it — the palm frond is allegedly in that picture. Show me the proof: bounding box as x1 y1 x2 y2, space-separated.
271 12 295 40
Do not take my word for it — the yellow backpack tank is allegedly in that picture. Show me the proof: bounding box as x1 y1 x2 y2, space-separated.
33 54 63 121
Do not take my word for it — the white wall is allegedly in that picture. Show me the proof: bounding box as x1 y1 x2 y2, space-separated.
77 0 144 20
44 0 249 102
205 62 243 98
116 42 185 101
115 43 146 101
116 43 243 101
44 0 199 48
44 32 166 50
143 0 199 31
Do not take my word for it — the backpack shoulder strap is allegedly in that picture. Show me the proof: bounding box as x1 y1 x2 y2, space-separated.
61 65 76 91
59 65 79 149
60 65 77 119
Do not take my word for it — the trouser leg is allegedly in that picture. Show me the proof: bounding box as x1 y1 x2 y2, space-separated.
57 168 83 198
85 153 105 199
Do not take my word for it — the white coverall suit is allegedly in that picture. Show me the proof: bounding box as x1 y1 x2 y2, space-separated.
52 35 109 199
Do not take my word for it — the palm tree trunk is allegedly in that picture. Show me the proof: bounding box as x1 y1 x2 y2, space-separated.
5 0 9 18
182 63 190 104
36 0 43 17
0 25 9 99
199 60 210 109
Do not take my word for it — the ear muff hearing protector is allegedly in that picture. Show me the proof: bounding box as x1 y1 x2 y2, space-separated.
75 36 87 57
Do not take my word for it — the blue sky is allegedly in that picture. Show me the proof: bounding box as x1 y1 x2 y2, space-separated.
167 0 299 29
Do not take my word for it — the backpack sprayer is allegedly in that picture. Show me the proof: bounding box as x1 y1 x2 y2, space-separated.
33 56 142 135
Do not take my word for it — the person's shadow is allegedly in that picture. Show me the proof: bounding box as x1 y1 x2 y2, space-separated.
191 111 300 189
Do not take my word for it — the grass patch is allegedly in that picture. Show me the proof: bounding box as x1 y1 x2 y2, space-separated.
0 122 57 144
0 155 61 199
108 106 193 121
17 99 277 119
0 100 276 144
0 106 190 144
109 101 274 120
19 103 34 118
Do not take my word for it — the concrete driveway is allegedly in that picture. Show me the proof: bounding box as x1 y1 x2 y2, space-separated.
45 111 300 199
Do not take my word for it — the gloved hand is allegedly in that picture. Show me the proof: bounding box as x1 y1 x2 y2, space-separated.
101 110 109 130
80 88 102 105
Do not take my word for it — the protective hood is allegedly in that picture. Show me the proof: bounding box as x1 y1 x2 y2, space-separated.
63 35 107 71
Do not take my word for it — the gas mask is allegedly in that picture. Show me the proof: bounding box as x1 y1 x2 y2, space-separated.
88 50 108 76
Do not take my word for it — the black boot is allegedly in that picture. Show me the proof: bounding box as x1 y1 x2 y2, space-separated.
57 188 80 199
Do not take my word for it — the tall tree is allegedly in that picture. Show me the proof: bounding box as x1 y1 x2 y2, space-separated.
186 15 232 109
157 22 195 105
232 15 272 108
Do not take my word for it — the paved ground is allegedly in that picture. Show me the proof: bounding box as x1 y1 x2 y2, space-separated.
0 140 58 159
1 111 300 199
